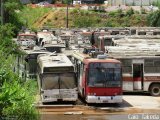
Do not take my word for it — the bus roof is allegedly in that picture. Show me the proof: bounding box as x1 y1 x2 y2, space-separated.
113 55 160 59
20 46 50 55
38 54 74 71
72 51 121 64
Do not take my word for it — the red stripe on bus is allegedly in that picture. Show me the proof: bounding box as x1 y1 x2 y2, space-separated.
123 77 133 81
133 77 142 81
144 76 160 81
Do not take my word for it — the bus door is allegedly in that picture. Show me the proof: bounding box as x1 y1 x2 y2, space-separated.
77 61 85 97
132 64 144 90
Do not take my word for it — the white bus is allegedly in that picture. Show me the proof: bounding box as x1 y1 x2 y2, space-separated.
37 53 78 103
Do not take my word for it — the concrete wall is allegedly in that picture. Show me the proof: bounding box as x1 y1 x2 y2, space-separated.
108 0 159 6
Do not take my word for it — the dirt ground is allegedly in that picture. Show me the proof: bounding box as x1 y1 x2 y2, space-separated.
38 93 160 120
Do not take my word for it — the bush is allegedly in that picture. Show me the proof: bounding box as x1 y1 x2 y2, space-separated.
105 21 114 27
104 19 117 27
135 15 141 22
96 18 101 23
0 25 39 119
1 81 39 120
126 8 134 16
73 15 97 27
108 9 124 18
0 55 38 119
108 11 117 17
152 1 160 8
141 8 146 14
147 10 160 27
70 8 79 14
62 0 72 4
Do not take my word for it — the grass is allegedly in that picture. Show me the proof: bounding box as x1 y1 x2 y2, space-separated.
17 6 52 29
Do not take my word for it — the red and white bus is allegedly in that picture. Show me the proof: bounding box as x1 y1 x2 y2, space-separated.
98 37 160 96
115 56 160 96
71 49 122 103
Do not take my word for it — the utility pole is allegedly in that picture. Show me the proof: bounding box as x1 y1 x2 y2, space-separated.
66 1 69 28
1 0 3 25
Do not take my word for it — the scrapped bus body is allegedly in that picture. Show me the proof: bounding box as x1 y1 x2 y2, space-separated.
17 31 37 46
114 56 160 96
37 53 78 103
16 46 50 80
71 49 123 103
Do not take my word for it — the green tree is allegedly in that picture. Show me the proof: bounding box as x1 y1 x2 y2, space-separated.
3 0 23 23
0 24 21 55
1 0 24 35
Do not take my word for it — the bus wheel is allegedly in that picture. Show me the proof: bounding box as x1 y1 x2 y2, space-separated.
149 84 160 96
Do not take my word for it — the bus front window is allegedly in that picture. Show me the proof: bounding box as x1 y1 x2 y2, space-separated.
88 63 121 87
42 73 76 90
42 74 59 90
88 68 105 87
105 68 121 87
60 73 76 89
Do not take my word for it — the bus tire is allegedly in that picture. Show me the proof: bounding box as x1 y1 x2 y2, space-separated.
149 84 160 96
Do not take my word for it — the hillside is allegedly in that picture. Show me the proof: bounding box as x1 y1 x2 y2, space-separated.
18 6 148 29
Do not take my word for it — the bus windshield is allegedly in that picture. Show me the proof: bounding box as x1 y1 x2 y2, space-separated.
88 63 121 87
41 72 76 90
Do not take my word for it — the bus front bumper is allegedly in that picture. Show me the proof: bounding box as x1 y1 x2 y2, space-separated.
41 94 78 103
41 96 77 103
86 95 122 103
